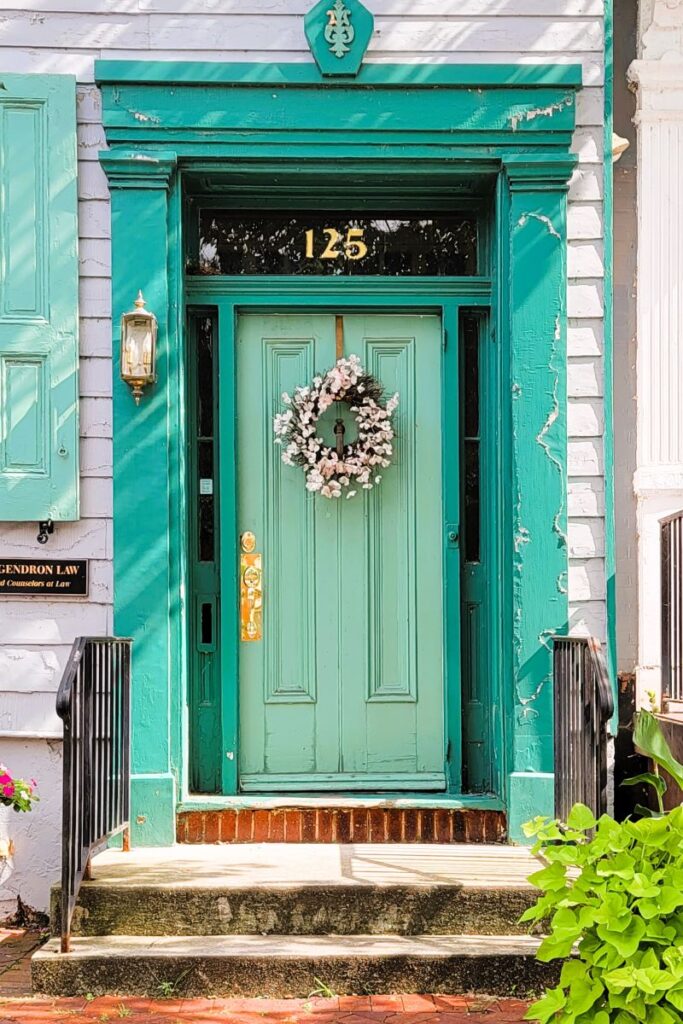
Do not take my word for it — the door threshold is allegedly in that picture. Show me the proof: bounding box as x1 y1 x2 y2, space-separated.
178 793 504 812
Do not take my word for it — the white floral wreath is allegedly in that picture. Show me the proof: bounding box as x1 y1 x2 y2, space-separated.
273 354 399 499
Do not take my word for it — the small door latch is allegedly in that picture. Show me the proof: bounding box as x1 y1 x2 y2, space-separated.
446 524 459 547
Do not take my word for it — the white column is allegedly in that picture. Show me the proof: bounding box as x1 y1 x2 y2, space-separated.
630 32 683 706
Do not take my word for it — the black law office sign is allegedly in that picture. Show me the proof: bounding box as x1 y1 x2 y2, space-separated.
0 559 88 597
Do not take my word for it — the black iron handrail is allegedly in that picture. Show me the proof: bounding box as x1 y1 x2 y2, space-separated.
553 635 614 822
56 636 132 952
661 510 683 706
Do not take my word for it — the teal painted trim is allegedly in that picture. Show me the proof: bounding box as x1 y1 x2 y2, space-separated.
96 61 582 89
443 302 462 792
603 0 618 722
102 149 178 848
168 171 187 805
186 277 492 300
178 794 506 811
97 64 581 157
216 299 239 794
130 774 176 847
493 173 511 803
504 156 574 835
508 772 554 844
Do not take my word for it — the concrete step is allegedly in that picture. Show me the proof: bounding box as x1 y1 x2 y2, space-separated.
33 933 559 998
52 843 539 938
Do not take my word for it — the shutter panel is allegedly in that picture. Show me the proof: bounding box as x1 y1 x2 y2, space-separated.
0 74 79 521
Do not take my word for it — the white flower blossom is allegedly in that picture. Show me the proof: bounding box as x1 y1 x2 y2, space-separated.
273 356 399 500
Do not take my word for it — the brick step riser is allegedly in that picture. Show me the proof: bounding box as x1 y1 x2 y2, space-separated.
177 807 506 844
52 885 534 939
32 951 558 999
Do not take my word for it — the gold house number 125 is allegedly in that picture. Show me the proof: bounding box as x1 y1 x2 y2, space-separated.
304 227 368 261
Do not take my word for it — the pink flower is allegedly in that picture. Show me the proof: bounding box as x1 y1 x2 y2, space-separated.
0 773 11 787
3 783 14 798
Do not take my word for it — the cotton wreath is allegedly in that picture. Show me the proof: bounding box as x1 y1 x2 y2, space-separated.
273 354 399 499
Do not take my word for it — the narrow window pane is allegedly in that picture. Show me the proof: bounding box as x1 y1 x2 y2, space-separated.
197 317 214 439
464 441 481 564
198 441 214 562
462 314 481 564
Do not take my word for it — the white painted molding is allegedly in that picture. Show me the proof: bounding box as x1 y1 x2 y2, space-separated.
634 466 683 496
642 0 683 62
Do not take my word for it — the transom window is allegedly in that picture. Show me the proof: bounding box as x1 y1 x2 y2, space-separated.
190 209 479 277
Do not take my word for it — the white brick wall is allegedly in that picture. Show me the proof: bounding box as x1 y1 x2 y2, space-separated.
0 0 606 911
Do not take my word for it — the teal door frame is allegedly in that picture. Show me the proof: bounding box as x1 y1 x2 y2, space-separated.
98 60 580 845
186 282 493 798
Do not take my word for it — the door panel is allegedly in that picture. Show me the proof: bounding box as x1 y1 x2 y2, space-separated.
236 312 445 791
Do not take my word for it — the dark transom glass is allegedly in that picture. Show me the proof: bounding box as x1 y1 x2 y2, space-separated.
192 210 478 276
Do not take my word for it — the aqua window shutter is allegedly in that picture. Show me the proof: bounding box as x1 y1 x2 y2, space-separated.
0 74 79 521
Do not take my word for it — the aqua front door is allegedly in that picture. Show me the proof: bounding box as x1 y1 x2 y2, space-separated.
236 312 445 791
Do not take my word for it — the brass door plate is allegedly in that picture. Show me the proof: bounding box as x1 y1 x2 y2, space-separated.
240 548 262 642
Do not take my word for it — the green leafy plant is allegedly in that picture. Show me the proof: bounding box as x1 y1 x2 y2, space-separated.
523 803 683 1024
308 977 337 999
622 710 683 815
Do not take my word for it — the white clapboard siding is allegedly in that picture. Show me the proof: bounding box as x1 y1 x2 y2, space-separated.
0 521 109 560
79 318 113 358
2 603 111 645
80 277 112 320
568 398 604 437
568 203 603 240
80 438 114 478
568 281 604 319
569 600 607 639
78 161 109 202
568 240 604 278
0 693 62 737
568 479 605 518
80 477 113 520
569 439 604 477
79 200 111 240
0 646 71 693
79 239 112 279
575 87 603 125
16 1 606 14
569 558 606 602
572 128 603 163
0 12 603 53
80 398 113 439
80 358 113 399
568 357 604 398
568 319 603 357
569 518 605 558
78 122 107 160
569 166 603 202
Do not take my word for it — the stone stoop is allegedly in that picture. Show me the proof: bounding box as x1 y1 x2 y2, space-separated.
33 843 555 998
176 806 506 844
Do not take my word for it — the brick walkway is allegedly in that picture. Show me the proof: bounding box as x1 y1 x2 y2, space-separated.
0 929 533 1023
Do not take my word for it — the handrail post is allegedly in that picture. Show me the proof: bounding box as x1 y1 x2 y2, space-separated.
553 635 613 820
56 636 132 954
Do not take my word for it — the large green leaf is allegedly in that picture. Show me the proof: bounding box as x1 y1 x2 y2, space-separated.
634 712 683 791
525 986 566 1023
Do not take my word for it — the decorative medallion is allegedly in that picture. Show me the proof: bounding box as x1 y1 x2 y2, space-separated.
273 355 399 500
325 0 354 58
304 0 374 77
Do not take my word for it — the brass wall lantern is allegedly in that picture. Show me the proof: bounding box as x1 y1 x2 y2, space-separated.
120 291 158 404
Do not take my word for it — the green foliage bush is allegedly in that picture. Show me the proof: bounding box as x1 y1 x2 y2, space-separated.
523 803 683 1024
